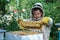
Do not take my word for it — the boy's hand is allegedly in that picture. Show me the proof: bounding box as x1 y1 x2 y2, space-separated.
40 21 50 27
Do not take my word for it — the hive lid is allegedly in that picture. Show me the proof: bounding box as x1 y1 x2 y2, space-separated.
8 30 42 35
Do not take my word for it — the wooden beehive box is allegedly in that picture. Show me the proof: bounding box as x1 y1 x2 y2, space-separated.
6 31 43 40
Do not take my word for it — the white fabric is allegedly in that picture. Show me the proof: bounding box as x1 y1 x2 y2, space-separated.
6 32 43 40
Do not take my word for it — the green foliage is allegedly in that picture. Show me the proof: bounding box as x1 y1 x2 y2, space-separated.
0 0 9 15
1 19 20 31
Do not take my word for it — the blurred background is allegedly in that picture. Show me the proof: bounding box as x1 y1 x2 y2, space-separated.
0 0 60 40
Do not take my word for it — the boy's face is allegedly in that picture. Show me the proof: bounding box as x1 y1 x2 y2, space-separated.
33 10 42 19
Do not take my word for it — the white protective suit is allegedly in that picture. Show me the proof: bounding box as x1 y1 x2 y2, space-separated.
28 3 53 40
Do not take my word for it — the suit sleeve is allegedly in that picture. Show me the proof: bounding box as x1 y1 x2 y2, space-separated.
47 18 53 28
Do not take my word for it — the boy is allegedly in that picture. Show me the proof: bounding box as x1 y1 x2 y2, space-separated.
29 3 53 40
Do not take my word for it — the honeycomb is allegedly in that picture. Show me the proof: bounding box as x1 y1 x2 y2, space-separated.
18 17 50 29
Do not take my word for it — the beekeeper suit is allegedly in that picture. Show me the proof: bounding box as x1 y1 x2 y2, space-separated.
29 3 53 40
